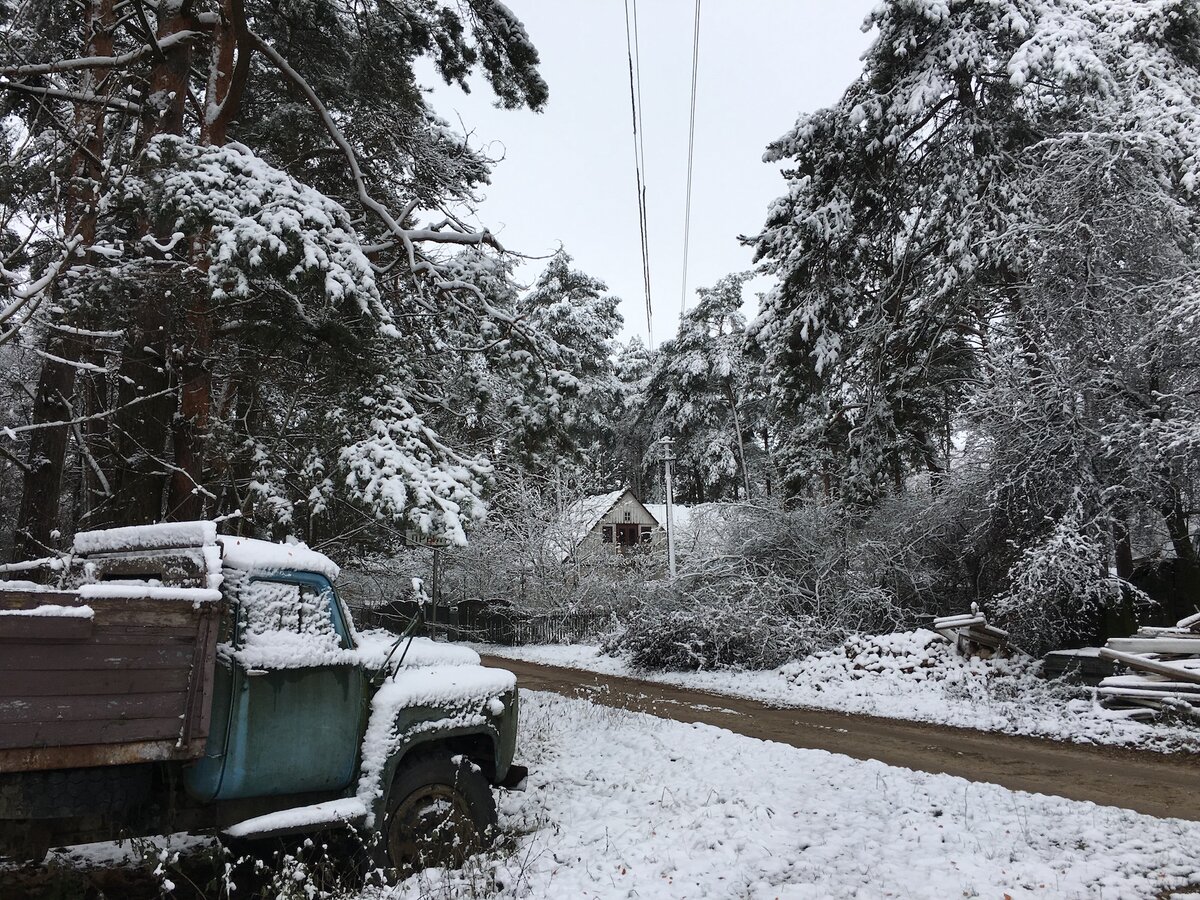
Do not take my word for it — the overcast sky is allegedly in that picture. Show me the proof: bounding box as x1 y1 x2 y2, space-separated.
425 1 876 347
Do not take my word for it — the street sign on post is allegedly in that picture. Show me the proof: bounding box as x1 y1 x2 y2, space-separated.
404 530 450 549
404 531 450 637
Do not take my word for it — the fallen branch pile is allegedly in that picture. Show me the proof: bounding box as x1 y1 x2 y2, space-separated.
1097 612 1200 721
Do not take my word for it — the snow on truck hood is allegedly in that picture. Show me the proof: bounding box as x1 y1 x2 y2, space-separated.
354 630 481 670
223 630 482 673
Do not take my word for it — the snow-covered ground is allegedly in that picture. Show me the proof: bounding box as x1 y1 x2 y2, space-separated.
14 691 1199 898
380 691 1200 899
475 632 1200 754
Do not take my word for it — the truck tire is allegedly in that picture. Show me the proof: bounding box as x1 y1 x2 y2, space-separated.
382 753 497 875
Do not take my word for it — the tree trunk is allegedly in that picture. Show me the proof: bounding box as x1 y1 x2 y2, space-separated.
167 1 247 520
723 382 752 501
14 344 80 560
1104 517 1137 640
108 9 195 524
1161 482 1196 565
761 425 772 499
107 290 175 525
12 0 113 560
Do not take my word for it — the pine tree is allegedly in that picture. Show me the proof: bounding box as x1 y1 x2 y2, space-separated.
643 273 763 502
0 0 551 556
612 337 657 498
511 251 623 487
750 0 1200 642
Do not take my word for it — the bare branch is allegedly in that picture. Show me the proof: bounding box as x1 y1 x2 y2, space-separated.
0 30 202 78
0 81 143 113
1 387 174 438
248 31 515 321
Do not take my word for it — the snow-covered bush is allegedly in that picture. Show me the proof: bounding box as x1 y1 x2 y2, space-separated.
618 575 812 671
426 482 658 620
790 631 1075 734
782 629 1030 689
613 500 937 671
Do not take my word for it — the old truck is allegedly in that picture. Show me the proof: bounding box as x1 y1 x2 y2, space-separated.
0 521 525 874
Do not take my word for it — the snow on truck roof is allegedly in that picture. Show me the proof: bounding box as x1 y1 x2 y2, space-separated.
71 521 339 580
216 535 340 580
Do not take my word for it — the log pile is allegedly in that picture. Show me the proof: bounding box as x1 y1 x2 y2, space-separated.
1097 613 1200 721
933 604 1012 659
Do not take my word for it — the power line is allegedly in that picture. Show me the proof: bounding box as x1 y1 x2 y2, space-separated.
632 0 652 344
624 0 654 348
680 0 701 317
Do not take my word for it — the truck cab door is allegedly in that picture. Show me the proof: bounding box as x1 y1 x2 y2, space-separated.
185 573 365 802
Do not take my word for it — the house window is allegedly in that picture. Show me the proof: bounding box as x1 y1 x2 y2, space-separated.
640 526 652 542
623 511 631 522
602 526 613 543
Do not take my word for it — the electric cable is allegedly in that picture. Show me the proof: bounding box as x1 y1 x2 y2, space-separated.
624 0 654 347
680 0 701 317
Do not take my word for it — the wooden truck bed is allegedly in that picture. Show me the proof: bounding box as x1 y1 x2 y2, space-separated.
0 588 221 773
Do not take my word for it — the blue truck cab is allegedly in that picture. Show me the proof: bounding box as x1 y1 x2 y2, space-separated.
0 525 523 875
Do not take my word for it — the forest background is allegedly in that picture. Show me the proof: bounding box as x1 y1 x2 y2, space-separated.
3 0 1200 658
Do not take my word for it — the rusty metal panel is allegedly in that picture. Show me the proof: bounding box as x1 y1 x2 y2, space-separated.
0 738 207 773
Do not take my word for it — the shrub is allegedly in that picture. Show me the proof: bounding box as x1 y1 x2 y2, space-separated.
614 501 935 671
618 575 813 671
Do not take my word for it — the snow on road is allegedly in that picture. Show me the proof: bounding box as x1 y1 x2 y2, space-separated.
477 639 1200 754
382 691 1200 900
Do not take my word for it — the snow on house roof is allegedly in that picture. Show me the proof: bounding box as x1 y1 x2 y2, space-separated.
547 489 626 563
643 504 690 533
216 535 340 580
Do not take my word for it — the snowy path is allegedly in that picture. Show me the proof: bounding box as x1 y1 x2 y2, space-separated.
481 655 1200 822
473 640 1200 754
389 691 1200 899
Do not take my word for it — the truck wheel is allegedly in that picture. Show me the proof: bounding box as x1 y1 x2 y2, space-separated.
382 753 497 875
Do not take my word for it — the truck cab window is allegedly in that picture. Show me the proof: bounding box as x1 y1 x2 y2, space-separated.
229 577 350 664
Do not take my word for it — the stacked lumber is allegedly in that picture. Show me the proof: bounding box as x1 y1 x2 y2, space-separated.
933 604 1011 658
1097 613 1200 721
1041 648 1114 685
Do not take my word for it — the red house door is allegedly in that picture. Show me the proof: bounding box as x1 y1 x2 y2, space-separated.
614 524 640 546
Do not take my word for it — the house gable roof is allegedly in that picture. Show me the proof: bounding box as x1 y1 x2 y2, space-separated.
547 488 658 562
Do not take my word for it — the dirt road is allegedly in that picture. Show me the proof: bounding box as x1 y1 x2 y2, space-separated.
481 654 1200 821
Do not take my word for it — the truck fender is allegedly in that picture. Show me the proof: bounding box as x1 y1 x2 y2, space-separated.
365 721 504 829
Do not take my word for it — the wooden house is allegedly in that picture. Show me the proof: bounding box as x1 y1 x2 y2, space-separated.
548 488 664 564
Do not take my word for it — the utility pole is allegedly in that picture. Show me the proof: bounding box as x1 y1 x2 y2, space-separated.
660 436 677 578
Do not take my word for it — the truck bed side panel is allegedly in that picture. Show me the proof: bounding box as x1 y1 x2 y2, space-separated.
0 592 221 772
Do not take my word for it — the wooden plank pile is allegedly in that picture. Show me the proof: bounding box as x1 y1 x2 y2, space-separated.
933 603 1012 658
1097 612 1200 721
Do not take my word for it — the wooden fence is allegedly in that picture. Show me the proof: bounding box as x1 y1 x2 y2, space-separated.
355 599 609 647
